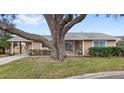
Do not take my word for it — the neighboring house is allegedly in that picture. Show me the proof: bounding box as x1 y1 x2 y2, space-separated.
116 36 124 40
7 32 117 56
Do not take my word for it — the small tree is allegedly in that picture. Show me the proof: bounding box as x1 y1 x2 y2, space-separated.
0 15 15 54
0 30 11 54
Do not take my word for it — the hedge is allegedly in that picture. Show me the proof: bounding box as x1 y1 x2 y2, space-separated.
29 49 51 56
89 47 124 57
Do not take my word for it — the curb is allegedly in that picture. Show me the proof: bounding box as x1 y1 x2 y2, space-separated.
65 71 124 79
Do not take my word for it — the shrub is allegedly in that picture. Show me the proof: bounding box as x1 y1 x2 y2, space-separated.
41 48 51 55
30 48 51 56
30 49 42 56
89 47 124 57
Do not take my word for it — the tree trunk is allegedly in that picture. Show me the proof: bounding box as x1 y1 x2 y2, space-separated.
51 30 66 61
58 35 66 61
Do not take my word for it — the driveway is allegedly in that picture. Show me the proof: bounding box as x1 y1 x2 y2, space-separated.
0 55 28 65
65 71 124 79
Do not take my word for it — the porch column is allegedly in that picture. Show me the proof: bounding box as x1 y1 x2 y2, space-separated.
11 42 14 55
73 41 75 54
19 42 22 54
82 41 84 56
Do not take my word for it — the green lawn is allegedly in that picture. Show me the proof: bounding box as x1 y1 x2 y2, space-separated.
0 56 124 79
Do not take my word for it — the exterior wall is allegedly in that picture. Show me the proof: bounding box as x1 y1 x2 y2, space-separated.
107 40 116 47
82 40 116 56
11 39 117 56
84 40 92 56
32 41 42 50
25 42 32 54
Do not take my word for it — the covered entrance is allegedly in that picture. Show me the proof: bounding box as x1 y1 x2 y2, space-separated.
7 36 32 55
65 40 83 56
75 40 83 55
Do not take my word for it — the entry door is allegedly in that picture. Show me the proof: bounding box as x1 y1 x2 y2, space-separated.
75 41 82 55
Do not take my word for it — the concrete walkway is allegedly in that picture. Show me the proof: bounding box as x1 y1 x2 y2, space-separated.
65 71 124 79
0 55 28 65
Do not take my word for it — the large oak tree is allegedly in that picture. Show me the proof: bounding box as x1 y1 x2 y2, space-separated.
0 14 87 61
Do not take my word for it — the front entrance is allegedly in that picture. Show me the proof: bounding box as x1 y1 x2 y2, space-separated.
10 41 32 55
65 41 74 55
10 42 23 55
75 41 83 55
65 40 83 56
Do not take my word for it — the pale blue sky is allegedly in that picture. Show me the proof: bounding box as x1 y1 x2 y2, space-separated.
14 14 124 36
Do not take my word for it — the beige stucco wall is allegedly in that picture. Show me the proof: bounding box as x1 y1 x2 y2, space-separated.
84 40 92 56
107 40 116 47
32 41 42 50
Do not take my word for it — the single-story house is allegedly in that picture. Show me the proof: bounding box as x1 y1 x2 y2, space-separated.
7 32 118 56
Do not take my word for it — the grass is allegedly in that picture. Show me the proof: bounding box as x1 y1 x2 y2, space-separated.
0 56 124 78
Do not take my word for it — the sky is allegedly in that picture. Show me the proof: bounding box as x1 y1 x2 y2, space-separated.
14 14 124 36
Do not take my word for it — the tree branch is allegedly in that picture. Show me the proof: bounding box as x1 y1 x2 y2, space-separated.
62 14 73 26
63 14 87 35
0 21 52 49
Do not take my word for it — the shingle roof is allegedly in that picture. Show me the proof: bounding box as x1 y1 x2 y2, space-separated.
7 32 117 42
65 32 117 40
43 32 117 41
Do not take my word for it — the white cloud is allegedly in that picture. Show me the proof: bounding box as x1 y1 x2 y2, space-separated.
14 14 46 25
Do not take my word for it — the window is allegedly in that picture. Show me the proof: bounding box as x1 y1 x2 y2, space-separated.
65 42 73 51
94 40 106 47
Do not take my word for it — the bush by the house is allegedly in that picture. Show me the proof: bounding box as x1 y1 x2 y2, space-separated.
41 48 51 55
30 49 42 56
89 47 124 57
30 48 51 56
